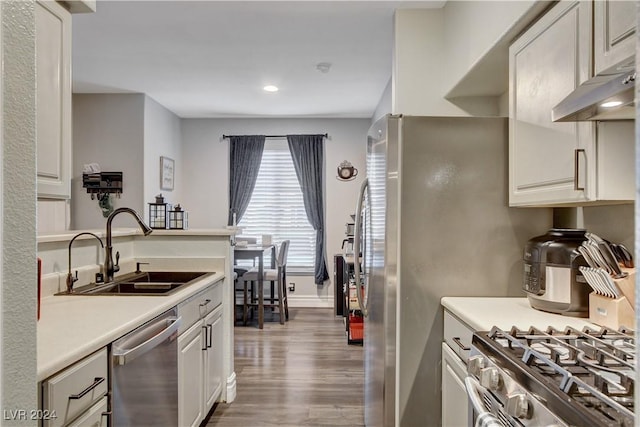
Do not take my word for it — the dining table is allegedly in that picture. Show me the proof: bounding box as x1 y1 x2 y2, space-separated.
233 243 276 329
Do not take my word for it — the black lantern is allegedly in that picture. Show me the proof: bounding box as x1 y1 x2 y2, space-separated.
169 204 188 230
148 194 171 229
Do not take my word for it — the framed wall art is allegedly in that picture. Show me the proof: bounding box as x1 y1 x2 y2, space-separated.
160 156 175 190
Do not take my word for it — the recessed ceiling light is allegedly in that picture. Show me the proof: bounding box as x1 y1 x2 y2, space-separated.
601 100 623 108
316 62 332 74
263 85 279 92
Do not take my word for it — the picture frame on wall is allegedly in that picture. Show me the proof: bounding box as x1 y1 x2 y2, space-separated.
160 156 175 190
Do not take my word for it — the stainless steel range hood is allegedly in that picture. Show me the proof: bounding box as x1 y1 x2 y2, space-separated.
552 64 636 122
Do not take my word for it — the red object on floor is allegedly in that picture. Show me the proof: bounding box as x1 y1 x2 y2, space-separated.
350 322 364 340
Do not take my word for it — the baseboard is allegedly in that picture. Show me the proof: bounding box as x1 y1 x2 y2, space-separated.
287 295 333 308
225 372 237 403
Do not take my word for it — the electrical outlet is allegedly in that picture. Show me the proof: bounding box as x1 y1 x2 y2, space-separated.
288 282 295 292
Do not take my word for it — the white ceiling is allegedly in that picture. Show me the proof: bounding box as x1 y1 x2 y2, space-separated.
72 1 445 118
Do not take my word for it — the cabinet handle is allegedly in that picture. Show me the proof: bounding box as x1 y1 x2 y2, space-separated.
207 324 213 348
101 411 112 425
202 325 208 351
574 149 585 191
68 377 105 400
452 337 470 351
199 299 211 308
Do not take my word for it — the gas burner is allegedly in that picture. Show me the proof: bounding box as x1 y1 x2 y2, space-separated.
469 326 635 427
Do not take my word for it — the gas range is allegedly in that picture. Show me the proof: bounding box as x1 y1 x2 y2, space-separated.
466 326 635 427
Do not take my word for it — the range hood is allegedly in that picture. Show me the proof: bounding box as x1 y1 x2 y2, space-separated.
552 65 636 122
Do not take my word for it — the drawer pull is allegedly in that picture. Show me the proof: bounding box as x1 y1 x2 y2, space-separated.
452 337 470 351
69 377 105 400
199 299 211 308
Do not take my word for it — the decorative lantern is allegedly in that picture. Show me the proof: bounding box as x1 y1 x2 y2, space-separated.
148 194 171 229
169 204 188 230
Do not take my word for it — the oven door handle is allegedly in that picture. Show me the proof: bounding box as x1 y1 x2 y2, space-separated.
464 376 503 427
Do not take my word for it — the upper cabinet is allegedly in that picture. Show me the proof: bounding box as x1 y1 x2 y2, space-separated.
36 0 72 199
509 0 635 207
593 0 636 75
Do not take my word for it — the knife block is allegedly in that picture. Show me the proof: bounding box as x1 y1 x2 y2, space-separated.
589 293 634 330
614 268 635 305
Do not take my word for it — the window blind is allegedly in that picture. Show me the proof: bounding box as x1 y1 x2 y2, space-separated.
238 140 315 270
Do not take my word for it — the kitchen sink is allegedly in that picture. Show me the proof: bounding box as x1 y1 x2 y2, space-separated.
57 271 213 296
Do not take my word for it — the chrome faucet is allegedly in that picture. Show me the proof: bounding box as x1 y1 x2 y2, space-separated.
104 207 153 282
67 232 104 293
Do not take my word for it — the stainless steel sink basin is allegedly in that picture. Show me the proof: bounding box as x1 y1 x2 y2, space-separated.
57 271 212 296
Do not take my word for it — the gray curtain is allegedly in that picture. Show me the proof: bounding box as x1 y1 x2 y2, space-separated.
287 134 329 285
228 135 265 225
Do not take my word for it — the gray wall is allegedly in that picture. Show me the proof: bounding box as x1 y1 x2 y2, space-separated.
143 96 183 207
72 94 145 229
2 0 38 419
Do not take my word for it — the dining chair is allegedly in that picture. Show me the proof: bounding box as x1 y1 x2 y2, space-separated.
233 236 257 323
241 240 290 326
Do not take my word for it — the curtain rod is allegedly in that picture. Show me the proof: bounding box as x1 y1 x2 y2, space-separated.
222 133 329 139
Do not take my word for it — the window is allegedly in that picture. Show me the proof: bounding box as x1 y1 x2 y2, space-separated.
238 140 315 271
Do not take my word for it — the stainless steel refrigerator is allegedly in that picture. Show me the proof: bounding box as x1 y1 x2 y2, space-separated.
352 115 550 426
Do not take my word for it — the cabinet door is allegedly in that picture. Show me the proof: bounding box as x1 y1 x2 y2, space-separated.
204 307 223 412
178 322 205 427
35 0 71 199
509 1 594 206
441 343 469 427
594 0 636 76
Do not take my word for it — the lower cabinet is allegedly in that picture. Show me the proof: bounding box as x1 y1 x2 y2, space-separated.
178 321 205 427
442 310 473 427
204 309 224 410
40 348 109 427
178 281 224 427
441 343 469 427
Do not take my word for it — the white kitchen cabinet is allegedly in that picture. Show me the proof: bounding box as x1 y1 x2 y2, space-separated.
442 312 472 427
441 343 468 427
36 0 72 199
509 0 635 207
178 320 205 427
177 280 224 426
593 0 636 76
204 307 224 411
41 348 109 427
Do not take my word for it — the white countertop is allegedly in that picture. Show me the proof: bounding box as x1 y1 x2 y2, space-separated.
441 297 598 331
38 227 238 243
37 272 224 381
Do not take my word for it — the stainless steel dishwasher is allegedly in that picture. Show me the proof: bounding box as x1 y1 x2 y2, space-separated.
111 308 181 426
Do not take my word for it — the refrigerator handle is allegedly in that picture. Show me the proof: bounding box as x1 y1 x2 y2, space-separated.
354 178 369 317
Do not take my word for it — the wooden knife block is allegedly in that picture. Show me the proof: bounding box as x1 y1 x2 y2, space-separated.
589 268 635 330
614 268 635 305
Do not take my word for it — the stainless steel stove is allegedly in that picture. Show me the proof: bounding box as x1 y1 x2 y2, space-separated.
466 326 635 427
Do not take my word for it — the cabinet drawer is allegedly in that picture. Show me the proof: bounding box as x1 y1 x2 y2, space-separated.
42 348 108 427
443 311 473 363
67 396 108 427
178 280 222 333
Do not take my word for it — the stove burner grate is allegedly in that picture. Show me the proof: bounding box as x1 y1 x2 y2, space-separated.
483 326 635 426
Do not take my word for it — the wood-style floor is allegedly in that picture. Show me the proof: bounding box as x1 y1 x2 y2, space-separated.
206 308 364 426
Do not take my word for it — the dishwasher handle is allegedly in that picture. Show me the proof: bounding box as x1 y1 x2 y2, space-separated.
113 316 181 366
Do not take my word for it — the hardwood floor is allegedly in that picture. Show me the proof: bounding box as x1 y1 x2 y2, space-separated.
206 308 364 426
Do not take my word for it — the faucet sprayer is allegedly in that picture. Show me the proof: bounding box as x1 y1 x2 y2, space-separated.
67 232 104 293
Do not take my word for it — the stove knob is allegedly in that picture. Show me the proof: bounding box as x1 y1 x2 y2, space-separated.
467 355 485 376
479 367 502 391
505 393 531 419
